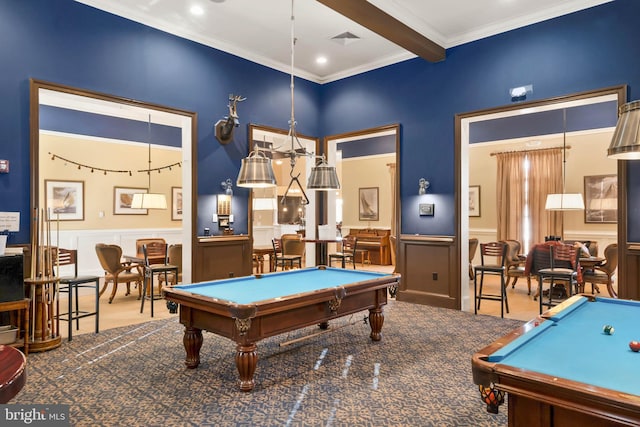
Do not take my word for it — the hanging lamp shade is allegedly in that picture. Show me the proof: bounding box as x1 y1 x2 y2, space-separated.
545 193 585 211
308 159 340 190
607 100 640 159
131 193 167 210
236 152 276 188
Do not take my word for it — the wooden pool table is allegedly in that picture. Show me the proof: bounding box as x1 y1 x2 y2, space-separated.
163 266 400 391
472 295 640 426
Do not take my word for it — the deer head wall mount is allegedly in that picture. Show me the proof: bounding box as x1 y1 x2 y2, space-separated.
215 94 246 145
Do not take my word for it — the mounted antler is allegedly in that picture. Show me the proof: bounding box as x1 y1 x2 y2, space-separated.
215 94 246 145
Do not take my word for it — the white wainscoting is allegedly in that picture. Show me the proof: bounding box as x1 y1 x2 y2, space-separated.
46 228 182 277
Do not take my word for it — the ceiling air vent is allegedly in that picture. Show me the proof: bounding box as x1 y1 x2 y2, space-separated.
331 31 361 46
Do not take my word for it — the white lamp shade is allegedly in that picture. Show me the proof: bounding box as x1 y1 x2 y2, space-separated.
545 193 585 211
131 193 167 210
252 198 277 210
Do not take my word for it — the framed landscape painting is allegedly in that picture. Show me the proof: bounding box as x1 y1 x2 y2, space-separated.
45 180 84 221
584 174 617 223
359 187 379 221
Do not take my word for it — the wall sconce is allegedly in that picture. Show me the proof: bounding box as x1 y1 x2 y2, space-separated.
221 178 233 195
509 84 533 102
418 178 430 195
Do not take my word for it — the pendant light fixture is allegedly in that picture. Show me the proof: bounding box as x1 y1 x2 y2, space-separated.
236 0 340 194
131 115 168 210
607 100 640 159
545 109 584 211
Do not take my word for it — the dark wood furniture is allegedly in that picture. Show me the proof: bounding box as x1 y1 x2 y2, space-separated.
164 266 400 391
134 238 167 265
54 248 100 341
139 243 178 318
328 235 357 268
96 243 145 303
194 236 252 281
24 276 61 352
0 344 27 403
472 295 640 426
0 299 29 355
474 241 509 318
252 245 273 274
345 228 391 265
271 237 302 270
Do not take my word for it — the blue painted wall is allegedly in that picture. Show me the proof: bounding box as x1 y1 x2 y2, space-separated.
321 0 640 237
1 0 640 243
0 0 320 241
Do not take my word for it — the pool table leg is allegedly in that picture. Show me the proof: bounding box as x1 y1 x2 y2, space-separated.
368 307 384 341
183 326 203 369
236 343 258 391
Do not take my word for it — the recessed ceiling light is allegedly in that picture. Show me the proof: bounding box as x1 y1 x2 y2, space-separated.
316 56 327 65
190 5 204 16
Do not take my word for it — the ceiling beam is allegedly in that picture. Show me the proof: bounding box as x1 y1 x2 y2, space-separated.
316 0 445 63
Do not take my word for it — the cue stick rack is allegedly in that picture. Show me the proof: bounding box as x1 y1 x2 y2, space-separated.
23 207 61 352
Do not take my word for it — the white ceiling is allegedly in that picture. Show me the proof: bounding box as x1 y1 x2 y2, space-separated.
75 0 612 84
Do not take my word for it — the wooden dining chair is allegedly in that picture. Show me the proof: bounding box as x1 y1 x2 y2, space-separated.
95 243 144 303
537 243 580 313
468 238 479 280
504 240 531 295
582 243 618 298
272 238 302 271
328 235 357 269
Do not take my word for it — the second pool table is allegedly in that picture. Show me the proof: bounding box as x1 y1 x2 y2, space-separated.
163 266 400 391
472 295 640 426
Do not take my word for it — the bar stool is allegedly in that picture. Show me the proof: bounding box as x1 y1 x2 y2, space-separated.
474 241 509 318
140 243 178 317
51 248 100 341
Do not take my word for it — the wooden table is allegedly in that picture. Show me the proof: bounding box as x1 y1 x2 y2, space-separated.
252 245 274 274
164 266 400 391
0 344 27 403
0 299 29 355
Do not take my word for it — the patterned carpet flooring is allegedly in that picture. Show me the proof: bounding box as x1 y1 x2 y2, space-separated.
13 300 522 426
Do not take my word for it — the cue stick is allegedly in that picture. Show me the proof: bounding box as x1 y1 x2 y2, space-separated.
279 319 361 347
30 208 37 279
55 213 60 337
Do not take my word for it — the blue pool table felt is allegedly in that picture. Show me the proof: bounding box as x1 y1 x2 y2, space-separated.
488 297 640 396
174 267 392 305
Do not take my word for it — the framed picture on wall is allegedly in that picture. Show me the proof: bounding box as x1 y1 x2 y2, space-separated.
45 180 84 221
114 187 148 215
469 185 481 217
172 187 183 221
584 174 617 223
359 187 379 221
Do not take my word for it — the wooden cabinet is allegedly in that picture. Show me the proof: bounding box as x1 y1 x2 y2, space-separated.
193 236 253 282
